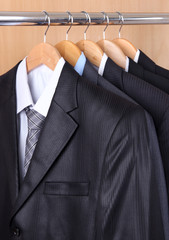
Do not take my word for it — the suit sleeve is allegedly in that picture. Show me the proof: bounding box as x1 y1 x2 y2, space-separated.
96 105 169 240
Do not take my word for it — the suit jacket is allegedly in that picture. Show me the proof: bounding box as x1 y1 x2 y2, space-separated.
128 57 169 94
82 59 142 105
138 49 169 79
82 58 169 235
0 61 168 240
103 57 169 202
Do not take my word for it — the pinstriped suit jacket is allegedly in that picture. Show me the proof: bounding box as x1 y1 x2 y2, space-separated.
138 49 169 79
0 61 168 240
128 57 169 95
103 57 169 204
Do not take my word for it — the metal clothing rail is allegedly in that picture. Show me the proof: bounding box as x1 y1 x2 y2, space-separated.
0 12 169 26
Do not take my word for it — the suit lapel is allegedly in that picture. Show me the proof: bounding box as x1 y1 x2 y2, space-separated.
0 63 20 206
10 62 79 220
83 59 98 85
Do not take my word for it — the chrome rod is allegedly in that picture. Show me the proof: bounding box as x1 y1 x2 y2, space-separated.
0 12 169 26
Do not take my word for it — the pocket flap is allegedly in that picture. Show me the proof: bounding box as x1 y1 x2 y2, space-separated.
44 181 90 196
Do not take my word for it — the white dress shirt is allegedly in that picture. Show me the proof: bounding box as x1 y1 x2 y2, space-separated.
16 57 65 181
95 49 140 75
74 50 140 77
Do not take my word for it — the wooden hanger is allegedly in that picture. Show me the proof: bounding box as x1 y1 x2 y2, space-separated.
26 11 61 73
112 12 137 60
76 11 103 67
112 38 137 60
97 12 126 69
55 12 81 67
77 40 103 67
55 41 81 67
97 40 126 69
27 43 61 73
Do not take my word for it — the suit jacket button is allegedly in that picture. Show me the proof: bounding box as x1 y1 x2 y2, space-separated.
13 227 20 237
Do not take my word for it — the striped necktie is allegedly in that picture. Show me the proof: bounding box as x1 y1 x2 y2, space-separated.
24 107 45 176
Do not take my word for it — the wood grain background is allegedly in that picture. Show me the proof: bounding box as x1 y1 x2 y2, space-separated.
0 0 169 74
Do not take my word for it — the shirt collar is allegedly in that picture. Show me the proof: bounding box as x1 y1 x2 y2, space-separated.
134 49 140 63
99 50 140 74
74 49 139 76
16 58 34 114
98 53 108 76
74 52 108 77
16 57 65 117
74 52 86 76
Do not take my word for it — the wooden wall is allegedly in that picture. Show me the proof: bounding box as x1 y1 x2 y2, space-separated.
0 0 169 74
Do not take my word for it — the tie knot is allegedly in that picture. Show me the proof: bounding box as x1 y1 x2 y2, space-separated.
25 107 45 130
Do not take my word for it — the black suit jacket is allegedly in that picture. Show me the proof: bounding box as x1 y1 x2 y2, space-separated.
103 57 169 202
0 61 169 240
129 57 169 94
138 49 169 79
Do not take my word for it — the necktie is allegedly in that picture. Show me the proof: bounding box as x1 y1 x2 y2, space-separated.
24 107 45 176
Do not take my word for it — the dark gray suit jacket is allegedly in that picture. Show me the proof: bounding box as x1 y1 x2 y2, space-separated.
138 49 169 79
82 58 169 236
128 57 169 95
102 57 169 203
0 61 168 240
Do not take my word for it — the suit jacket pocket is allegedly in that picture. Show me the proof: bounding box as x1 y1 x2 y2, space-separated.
44 181 90 196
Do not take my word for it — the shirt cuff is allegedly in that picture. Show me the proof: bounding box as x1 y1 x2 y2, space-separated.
98 53 108 76
134 49 140 63
125 56 129 72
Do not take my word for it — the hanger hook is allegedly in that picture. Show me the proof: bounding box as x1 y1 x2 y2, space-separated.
42 10 50 43
116 12 124 38
81 11 91 40
101 12 109 40
66 11 73 40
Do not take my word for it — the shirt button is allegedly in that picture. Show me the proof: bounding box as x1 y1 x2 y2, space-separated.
13 227 20 237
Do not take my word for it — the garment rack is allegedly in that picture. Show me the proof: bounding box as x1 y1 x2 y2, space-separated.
0 12 169 26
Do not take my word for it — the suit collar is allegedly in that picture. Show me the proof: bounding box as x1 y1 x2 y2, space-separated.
103 57 123 89
54 62 79 113
0 61 79 113
83 59 114 89
128 57 144 79
83 59 98 85
138 49 156 73
16 57 66 117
